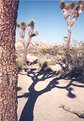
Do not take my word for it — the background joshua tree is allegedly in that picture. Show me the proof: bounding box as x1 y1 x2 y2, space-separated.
60 0 84 48
0 0 19 121
18 20 38 66
60 0 84 72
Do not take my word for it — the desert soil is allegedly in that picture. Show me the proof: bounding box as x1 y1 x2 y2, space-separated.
17 63 84 121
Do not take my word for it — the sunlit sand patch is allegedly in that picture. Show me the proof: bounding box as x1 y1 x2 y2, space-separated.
34 78 53 91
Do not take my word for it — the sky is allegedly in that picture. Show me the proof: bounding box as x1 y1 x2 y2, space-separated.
16 0 84 45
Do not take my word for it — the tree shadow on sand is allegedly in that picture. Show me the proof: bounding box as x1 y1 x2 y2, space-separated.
18 64 84 121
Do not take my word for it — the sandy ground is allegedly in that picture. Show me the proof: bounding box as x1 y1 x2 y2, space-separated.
17 65 84 121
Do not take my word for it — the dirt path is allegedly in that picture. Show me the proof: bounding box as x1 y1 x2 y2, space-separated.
17 66 84 121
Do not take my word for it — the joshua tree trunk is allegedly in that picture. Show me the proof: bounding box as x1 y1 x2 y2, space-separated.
20 29 25 40
66 25 71 48
22 38 31 66
0 0 19 121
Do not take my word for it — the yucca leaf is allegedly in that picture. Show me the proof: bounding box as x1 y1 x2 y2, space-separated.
20 22 27 30
70 2 75 9
28 20 35 27
60 2 65 10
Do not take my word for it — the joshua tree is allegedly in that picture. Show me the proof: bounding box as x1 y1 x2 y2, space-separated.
21 20 38 66
60 0 84 72
0 0 19 121
60 0 84 48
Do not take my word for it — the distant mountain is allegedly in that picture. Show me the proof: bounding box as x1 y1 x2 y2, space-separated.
15 40 48 50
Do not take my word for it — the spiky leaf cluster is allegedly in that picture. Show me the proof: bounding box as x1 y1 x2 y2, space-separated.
60 2 65 10
60 1 84 10
70 2 75 9
28 20 35 28
78 0 83 5
20 22 27 30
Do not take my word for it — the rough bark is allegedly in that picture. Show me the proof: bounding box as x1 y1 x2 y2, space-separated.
0 0 19 121
66 25 71 48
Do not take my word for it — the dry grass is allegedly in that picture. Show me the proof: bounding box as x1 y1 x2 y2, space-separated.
16 41 84 75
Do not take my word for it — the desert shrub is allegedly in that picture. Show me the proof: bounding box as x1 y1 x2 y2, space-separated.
38 47 50 54
61 44 84 78
16 59 22 67
16 51 21 59
65 46 84 69
38 60 49 68
38 46 62 56
57 46 64 55
48 46 58 56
